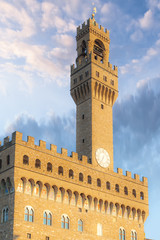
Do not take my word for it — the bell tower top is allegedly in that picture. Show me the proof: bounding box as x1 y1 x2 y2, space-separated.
76 18 110 66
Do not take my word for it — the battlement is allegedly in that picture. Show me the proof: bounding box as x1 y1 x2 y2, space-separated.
0 132 148 186
116 168 148 186
71 53 118 76
77 18 109 39
0 131 89 165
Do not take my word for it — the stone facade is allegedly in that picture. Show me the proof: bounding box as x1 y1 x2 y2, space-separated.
0 17 149 240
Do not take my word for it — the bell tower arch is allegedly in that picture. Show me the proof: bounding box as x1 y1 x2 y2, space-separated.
70 17 118 171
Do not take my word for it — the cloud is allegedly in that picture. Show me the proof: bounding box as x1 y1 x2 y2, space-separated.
0 39 71 87
139 9 154 29
3 111 76 154
41 2 76 33
147 0 160 10
52 34 74 48
0 0 36 39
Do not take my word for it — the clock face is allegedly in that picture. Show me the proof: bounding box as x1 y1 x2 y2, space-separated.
96 148 110 168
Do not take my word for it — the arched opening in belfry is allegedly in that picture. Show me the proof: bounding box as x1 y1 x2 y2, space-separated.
81 40 87 56
93 39 105 62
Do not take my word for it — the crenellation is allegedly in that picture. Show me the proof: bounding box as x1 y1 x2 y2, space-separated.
61 148 68 156
39 140 46 149
12 131 22 144
4 136 10 144
82 22 86 29
50 144 57 153
76 18 109 39
142 176 148 185
27 135 35 146
134 174 140 181
126 171 132 178
108 62 112 69
71 64 75 71
100 25 104 31
81 155 88 164
117 168 123 175
71 151 78 160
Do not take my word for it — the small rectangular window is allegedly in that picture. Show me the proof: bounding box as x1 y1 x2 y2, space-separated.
79 74 83 81
110 79 114 86
96 71 99 77
82 139 85 143
103 76 107 82
85 71 89 77
101 104 104 109
82 114 84 119
27 233 31 239
73 78 77 84
46 237 50 240
88 158 92 164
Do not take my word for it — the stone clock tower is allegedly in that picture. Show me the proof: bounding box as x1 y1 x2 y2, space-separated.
71 17 118 171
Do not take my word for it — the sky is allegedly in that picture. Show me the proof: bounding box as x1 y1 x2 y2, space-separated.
0 0 160 239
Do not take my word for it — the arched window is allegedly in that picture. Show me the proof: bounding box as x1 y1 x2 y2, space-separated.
140 192 144 200
124 186 128 195
106 181 110 190
132 189 136 198
135 232 137 240
69 169 74 179
47 162 52 172
35 159 41 169
119 228 125 240
2 207 9 223
78 219 83 232
3 209 5 223
43 212 47 225
61 215 65 229
43 212 52 226
97 178 101 187
115 184 119 192
58 166 63 176
6 208 8 222
82 40 87 56
119 228 122 240
97 223 102 236
7 155 10 165
79 173 83 182
48 213 52 226
25 207 29 221
93 39 105 62
0 159 2 169
29 209 34 222
87 175 92 184
61 215 69 229
122 229 126 240
131 230 137 240
66 217 69 229
23 155 29 165
24 207 34 222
